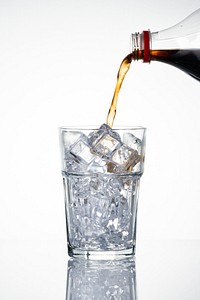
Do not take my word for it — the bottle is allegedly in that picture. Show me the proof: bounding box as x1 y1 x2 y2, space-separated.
131 8 200 81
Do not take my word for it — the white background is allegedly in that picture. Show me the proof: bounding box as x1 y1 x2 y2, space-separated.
0 0 200 245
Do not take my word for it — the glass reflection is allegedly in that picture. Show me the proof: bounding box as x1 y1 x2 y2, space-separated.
66 257 137 299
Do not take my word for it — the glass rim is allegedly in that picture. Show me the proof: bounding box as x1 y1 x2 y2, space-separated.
59 125 146 131
62 170 143 177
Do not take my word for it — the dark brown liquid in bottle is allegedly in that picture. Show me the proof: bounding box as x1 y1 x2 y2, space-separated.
150 49 200 81
106 49 200 127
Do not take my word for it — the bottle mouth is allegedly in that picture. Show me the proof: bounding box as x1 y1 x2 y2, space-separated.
130 31 151 63
130 33 140 58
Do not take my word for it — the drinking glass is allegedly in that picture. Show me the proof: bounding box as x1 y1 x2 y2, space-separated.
59 125 146 259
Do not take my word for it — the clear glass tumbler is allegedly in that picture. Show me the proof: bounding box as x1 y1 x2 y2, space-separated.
59 125 146 259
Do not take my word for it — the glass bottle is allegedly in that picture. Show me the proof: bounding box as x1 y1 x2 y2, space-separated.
131 8 200 81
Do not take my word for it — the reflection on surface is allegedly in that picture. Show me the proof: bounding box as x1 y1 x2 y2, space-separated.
66 257 136 299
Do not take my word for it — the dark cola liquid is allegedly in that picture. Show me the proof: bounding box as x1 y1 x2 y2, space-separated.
150 49 200 81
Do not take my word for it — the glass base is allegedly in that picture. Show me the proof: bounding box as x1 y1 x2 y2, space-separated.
68 246 135 260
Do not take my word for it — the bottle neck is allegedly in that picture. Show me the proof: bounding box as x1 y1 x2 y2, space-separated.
131 28 200 62
131 31 151 63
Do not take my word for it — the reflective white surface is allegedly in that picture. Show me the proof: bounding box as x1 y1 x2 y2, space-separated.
1 240 200 299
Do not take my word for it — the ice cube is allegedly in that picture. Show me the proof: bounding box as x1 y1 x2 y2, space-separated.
105 176 122 197
123 132 142 153
89 124 121 158
64 152 87 172
93 135 121 158
107 162 121 173
88 157 107 173
70 138 95 165
108 145 141 172
62 130 83 149
88 124 121 144
88 124 108 145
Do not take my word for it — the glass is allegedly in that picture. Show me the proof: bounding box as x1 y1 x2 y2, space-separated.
59 125 146 259
66 257 136 299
